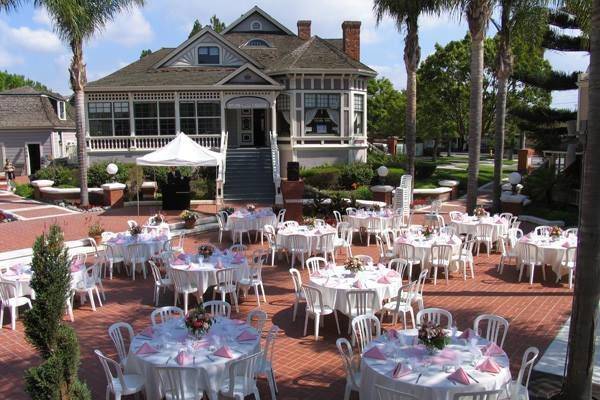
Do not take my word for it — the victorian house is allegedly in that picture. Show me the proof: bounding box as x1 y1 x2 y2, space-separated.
84 6 376 203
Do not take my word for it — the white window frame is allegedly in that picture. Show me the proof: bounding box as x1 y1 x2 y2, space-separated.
58 101 66 120
250 20 262 30
196 44 222 65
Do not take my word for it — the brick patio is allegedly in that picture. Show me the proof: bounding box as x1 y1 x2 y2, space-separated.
0 213 573 400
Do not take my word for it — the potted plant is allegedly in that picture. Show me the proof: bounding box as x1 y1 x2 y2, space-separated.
149 212 165 226
246 203 256 213
129 224 142 237
474 206 487 219
88 221 105 244
180 210 199 229
549 226 563 240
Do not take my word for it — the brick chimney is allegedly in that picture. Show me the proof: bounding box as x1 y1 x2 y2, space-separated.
297 20 311 40
342 21 361 61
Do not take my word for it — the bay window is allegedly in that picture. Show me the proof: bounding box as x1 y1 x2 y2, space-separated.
304 93 340 135
276 94 290 136
88 101 131 136
353 94 364 134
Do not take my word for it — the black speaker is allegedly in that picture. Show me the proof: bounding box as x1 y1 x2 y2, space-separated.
287 161 300 181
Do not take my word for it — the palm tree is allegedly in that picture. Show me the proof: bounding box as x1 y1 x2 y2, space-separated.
1 0 145 206
457 0 495 213
373 0 448 179
491 0 548 212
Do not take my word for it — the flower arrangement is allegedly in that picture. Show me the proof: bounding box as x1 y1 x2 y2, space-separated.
302 216 316 229
474 206 487 218
418 321 450 352
198 244 214 258
88 221 104 237
246 203 256 213
129 224 142 236
149 212 165 225
344 257 364 274
184 303 214 336
180 210 199 222
422 225 435 239
221 207 234 215
549 226 563 239
0 210 17 223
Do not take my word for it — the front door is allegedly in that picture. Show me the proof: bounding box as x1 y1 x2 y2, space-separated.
27 144 41 174
239 109 254 146
253 109 266 147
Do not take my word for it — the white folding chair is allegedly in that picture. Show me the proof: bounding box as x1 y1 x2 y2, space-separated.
0 281 32 330
216 211 230 244
104 244 125 279
170 233 185 254
306 256 326 276
95 350 145 400
449 211 464 223
108 322 134 367
277 209 286 225
149 260 173 306
218 351 263 400
246 308 268 336
317 232 337 262
557 246 576 289
365 217 384 246
508 347 539 400
429 244 453 285
351 314 381 353
170 268 197 315
214 268 239 312
157 366 202 400
229 243 247 256
289 234 310 269
416 307 453 329
302 284 340 341
452 237 476 280
376 385 418 400
238 261 267 306
334 222 353 258
354 254 373 265
346 289 377 339
289 268 304 322
396 242 420 280
345 207 357 216
382 282 416 329
74 265 103 311
333 210 343 226
203 300 231 318
534 225 551 237
281 220 299 229
375 235 395 264
474 314 509 348
475 223 495 256
264 224 281 267
453 390 502 400
337 338 361 400
314 218 326 227
151 306 184 326
387 258 408 283
497 229 523 274
256 325 279 400
412 270 428 311
518 243 545 286
125 243 149 280
565 227 578 238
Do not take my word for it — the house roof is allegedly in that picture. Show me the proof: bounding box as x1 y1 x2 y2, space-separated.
0 87 75 130
220 6 295 35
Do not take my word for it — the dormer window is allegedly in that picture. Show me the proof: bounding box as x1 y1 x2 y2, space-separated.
245 39 270 47
58 101 66 120
250 20 262 30
197 46 220 64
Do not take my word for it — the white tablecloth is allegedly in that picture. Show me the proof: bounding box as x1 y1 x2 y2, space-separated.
360 331 511 400
126 317 260 400
276 225 337 253
347 212 394 230
393 235 462 271
1 264 85 297
169 256 245 296
452 216 508 243
225 209 277 232
516 236 577 276
104 233 169 262
308 265 403 315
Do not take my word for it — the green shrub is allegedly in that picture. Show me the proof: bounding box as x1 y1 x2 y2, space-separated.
301 165 341 189
33 165 78 187
87 161 132 187
415 161 437 179
339 163 374 189
352 185 373 200
379 167 405 187
15 183 34 198
368 152 407 169
190 178 216 200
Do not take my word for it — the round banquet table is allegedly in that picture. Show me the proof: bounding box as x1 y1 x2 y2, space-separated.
360 330 512 400
125 316 260 400
393 234 462 272
225 208 277 232
276 224 337 253
515 235 577 277
1 263 86 298
104 233 169 262
308 265 404 315
169 256 245 296
347 211 394 231
451 215 508 243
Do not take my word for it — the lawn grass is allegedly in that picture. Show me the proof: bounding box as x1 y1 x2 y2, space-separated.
414 164 513 194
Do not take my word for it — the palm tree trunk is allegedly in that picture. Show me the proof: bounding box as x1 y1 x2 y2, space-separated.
561 1 600 398
69 40 89 207
404 19 420 179
466 36 485 213
493 75 508 213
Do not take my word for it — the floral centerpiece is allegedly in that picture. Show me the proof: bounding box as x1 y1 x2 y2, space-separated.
149 212 165 225
198 244 214 258
246 203 256 213
422 225 435 239
474 206 487 219
302 216 316 229
549 226 563 240
344 257 364 274
221 207 234 215
184 303 214 337
418 321 450 353
129 224 142 237
180 210 199 229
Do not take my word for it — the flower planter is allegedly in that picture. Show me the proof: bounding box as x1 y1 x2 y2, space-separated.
184 220 196 229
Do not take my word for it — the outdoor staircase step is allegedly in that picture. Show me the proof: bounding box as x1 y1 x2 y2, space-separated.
223 147 274 203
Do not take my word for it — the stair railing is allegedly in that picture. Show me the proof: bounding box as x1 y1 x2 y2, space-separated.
269 130 283 204
216 131 228 205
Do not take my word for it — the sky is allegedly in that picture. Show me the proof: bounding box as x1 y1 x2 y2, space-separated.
0 0 590 110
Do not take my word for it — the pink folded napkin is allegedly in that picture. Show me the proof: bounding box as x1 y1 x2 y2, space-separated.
115 238 127 244
237 330 258 341
215 261 224 269
521 237 530 243
70 263 83 272
562 242 571 248
483 342 504 357
353 280 364 289
136 343 158 355
459 328 478 340
494 219 502 224
447 238 456 245
193 340 211 350
396 238 407 244
139 326 154 338
176 350 192 365
171 258 186 265
447 367 470 385
363 346 386 360
214 346 234 358
392 363 412 378
387 270 400 278
477 357 502 374
377 275 391 284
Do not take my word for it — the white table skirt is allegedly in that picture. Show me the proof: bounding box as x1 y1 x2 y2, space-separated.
347 214 394 230
276 226 337 253
516 238 576 277
308 266 403 315
1 265 85 298
360 331 512 400
393 235 462 271
104 235 168 262
169 260 244 295
126 317 260 400
226 213 277 233
452 218 508 243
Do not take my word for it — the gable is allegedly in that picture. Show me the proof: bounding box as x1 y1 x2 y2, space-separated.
216 64 282 87
222 6 294 35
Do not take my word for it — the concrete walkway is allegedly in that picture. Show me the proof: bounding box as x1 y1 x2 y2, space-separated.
0 190 80 221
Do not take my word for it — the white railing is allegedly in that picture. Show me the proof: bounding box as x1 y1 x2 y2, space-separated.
216 131 228 205
291 135 368 147
86 134 221 152
220 131 228 184
270 130 283 204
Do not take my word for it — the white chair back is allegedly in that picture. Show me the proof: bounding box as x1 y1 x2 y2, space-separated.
473 314 509 348
452 390 502 400
449 211 463 222
416 308 453 329
354 254 373 265
388 258 408 278
337 222 353 243
499 212 513 221
247 309 268 334
351 314 381 353
222 351 263 398
333 210 343 226
216 268 236 292
302 285 325 314
346 207 357 216
513 347 540 397
262 324 279 367
108 322 134 366
314 218 326 227
282 220 299 229
289 268 302 298
170 268 195 293
534 225 551 237
127 220 138 229
376 385 418 400
318 232 336 254
203 300 231 318
519 243 540 266
289 234 310 253
476 223 495 240
430 244 453 267
397 243 417 263
157 367 199 400
507 228 524 248
151 306 184 326
216 211 228 228
229 244 247 256
95 349 127 395
336 338 360 389
277 209 286 225
306 256 326 275
565 227 578 238
346 289 377 316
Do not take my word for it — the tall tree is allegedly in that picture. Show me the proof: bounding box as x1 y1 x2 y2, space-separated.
367 77 406 138
491 1 548 212
0 70 51 92
139 48 152 58
373 0 448 179
210 14 226 33
458 0 495 213
189 18 202 38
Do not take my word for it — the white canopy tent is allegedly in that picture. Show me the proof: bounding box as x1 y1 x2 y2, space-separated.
134 132 223 215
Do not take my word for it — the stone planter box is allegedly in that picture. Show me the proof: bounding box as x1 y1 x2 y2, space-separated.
370 185 394 205
413 187 452 202
39 186 103 204
438 180 460 199
141 181 157 200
